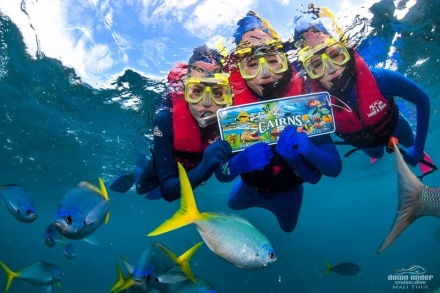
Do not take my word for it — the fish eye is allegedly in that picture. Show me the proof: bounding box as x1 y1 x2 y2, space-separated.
26 209 31 215
65 215 73 225
145 275 151 282
269 252 276 259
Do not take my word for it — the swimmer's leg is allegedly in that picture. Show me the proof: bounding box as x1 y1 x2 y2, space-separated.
266 185 303 232
228 179 256 210
228 180 303 232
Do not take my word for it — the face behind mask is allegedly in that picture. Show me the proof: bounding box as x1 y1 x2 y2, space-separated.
328 49 356 97
261 65 293 100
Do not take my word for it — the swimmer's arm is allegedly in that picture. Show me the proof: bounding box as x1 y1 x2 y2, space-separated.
306 135 342 178
373 68 430 152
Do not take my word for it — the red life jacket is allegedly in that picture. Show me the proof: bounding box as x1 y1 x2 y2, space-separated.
307 51 398 148
228 66 306 193
168 63 218 168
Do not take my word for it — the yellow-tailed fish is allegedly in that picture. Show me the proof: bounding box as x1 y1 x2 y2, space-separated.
0 260 63 293
112 241 203 292
148 163 276 269
53 178 110 240
377 143 440 253
153 271 217 293
0 184 37 223
324 261 361 276
110 262 129 293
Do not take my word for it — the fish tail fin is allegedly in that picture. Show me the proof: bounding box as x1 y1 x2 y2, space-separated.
118 254 134 275
175 241 204 283
377 143 423 253
110 262 127 292
148 163 205 236
98 177 109 201
113 276 134 293
324 261 332 276
0 261 18 293
104 211 110 225
98 177 110 224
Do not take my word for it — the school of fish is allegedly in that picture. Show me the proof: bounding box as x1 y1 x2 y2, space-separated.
2 141 439 292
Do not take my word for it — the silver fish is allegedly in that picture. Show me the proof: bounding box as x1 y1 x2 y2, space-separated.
54 178 110 240
63 243 76 260
43 223 63 248
0 260 63 293
377 143 440 253
148 163 276 269
0 184 37 223
153 271 217 293
112 241 202 292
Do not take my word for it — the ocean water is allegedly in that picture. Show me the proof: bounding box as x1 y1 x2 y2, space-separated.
0 1 440 293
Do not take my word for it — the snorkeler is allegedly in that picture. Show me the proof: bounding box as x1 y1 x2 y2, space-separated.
294 19 431 170
215 12 342 233
110 45 233 201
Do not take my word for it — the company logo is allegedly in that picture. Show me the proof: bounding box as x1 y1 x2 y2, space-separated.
387 265 433 290
153 126 162 137
367 100 387 117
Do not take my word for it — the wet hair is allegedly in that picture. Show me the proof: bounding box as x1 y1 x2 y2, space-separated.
188 45 223 67
187 45 224 77
293 21 330 49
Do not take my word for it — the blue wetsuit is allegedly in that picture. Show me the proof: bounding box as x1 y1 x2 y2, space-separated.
153 109 230 202
215 132 341 233
359 68 430 163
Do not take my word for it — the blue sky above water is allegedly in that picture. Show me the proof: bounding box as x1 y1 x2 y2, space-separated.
0 0 391 87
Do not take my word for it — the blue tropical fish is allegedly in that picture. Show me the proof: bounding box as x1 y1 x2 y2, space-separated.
43 223 63 248
53 178 110 240
0 260 63 293
63 243 77 260
111 241 203 292
0 184 37 223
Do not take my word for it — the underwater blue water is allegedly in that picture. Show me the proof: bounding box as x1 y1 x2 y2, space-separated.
1 0 440 292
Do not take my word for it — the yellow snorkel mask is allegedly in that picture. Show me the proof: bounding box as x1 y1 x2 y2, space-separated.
236 40 288 80
184 73 232 106
298 38 350 79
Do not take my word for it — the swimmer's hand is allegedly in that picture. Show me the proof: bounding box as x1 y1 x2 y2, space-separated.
199 140 232 172
227 142 273 177
276 126 312 163
276 126 321 183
